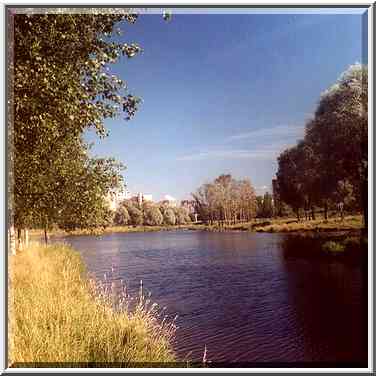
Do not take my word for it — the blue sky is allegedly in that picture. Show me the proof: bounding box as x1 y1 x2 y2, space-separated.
86 9 366 201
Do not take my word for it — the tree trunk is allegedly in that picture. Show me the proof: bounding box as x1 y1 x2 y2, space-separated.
17 228 23 251
44 227 48 245
9 225 16 255
324 201 328 220
296 208 300 221
311 207 315 221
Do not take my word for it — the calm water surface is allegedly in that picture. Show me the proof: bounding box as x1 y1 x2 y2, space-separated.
58 231 367 366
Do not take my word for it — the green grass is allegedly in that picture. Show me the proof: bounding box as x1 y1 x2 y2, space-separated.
9 243 176 366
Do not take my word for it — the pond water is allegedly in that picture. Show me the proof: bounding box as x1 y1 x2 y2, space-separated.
56 230 367 367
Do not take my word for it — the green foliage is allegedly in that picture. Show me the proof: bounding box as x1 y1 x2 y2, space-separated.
12 11 142 233
256 192 274 218
276 64 368 223
144 206 163 226
276 144 307 217
173 207 190 225
127 205 144 226
114 205 130 226
333 179 357 210
163 208 176 225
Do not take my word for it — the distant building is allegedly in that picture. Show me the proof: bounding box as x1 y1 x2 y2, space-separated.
130 193 153 206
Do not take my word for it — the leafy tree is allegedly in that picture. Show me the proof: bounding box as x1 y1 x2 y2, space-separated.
256 192 274 218
275 64 368 225
333 179 357 212
173 207 190 225
262 192 274 218
256 196 264 218
127 205 143 226
276 146 305 220
163 208 176 226
12 11 143 232
192 175 257 224
13 132 124 240
114 205 131 226
236 179 257 221
308 63 368 225
144 206 163 226
192 183 216 224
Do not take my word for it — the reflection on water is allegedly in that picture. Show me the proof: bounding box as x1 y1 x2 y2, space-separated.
57 230 367 366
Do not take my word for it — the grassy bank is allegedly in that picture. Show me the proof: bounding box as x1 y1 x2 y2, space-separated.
252 215 363 233
9 243 176 366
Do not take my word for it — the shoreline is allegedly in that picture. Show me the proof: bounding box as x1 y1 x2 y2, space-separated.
29 215 364 239
10 243 176 365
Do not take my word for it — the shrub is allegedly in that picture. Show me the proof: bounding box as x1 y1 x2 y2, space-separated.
144 206 163 226
127 206 143 226
163 208 176 226
174 207 190 225
114 206 130 226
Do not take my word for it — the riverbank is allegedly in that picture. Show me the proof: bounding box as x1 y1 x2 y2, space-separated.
29 224 209 238
29 215 363 239
251 215 363 233
9 243 176 366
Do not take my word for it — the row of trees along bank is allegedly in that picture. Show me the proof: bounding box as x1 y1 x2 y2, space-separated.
274 64 368 227
9 11 164 252
114 200 192 226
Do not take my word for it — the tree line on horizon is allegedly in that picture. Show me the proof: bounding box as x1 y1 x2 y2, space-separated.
113 199 192 227
274 64 368 226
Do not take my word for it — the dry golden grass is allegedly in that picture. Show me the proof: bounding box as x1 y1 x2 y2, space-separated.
253 215 363 233
9 243 176 366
